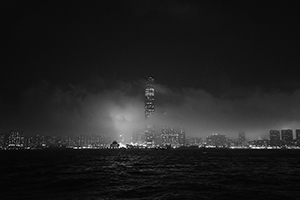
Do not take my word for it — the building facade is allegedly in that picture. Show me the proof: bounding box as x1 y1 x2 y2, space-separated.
145 126 155 146
270 130 281 146
161 127 185 147
238 132 247 146
281 129 293 146
206 134 227 147
296 129 300 141
7 131 25 149
144 76 155 146
145 76 155 119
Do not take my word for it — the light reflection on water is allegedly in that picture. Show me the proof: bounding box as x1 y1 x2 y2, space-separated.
1 149 300 200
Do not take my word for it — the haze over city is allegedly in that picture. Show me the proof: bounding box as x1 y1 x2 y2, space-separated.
1 1 300 140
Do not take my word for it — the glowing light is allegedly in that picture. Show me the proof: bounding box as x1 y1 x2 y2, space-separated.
119 142 126 148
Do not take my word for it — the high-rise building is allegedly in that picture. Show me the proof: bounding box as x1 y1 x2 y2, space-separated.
281 129 293 146
161 127 173 147
178 128 186 146
206 134 227 147
270 130 281 146
7 131 25 149
0 133 5 149
296 130 300 141
296 129 300 146
238 132 246 146
145 76 155 119
145 76 155 146
161 127 185 147
145 127 155 146
186 137 202 146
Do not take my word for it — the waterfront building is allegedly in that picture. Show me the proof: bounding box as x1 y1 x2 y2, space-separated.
296 129 300 146
0 133 5 149
62 136 76 148
296 130 300 141
281 129 293 146
161 127 185 147
206 134 227 147
27 136 35 148
145 126 155 146
227 138 239 147
249 138 269 147
186 137 203 146
7 131 25 149
238 132 247 146
178 128 186 146
270 130 281 146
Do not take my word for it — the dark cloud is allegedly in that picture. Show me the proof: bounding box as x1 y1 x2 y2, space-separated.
130 0 201 21
0 80 146 140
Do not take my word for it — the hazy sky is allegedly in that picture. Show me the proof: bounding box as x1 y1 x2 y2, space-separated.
1 1 300 140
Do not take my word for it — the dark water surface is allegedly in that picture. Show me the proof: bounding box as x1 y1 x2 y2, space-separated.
1 149 300 200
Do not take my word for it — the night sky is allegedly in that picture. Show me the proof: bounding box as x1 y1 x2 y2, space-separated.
1 1 300 140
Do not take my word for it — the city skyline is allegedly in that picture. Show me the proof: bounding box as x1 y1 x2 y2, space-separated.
1 1 300 140
2 127 300 150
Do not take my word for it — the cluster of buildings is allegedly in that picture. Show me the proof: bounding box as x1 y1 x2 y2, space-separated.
204 130 300 149
131 127 186 148
268 129 300 147
128 128 300 149
0 131 111 150
2 129 300 150
2 77 300 150
248 129 300 148
205 132 247 148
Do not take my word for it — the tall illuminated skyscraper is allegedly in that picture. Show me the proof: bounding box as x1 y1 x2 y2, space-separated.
145 76 155 146
145 76 155 119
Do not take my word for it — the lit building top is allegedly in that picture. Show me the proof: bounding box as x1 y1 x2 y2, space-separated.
145 76 155 119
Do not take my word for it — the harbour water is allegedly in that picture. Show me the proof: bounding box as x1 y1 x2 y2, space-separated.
1 149 300 200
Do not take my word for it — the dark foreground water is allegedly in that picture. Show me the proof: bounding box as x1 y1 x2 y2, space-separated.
1 149 300 200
